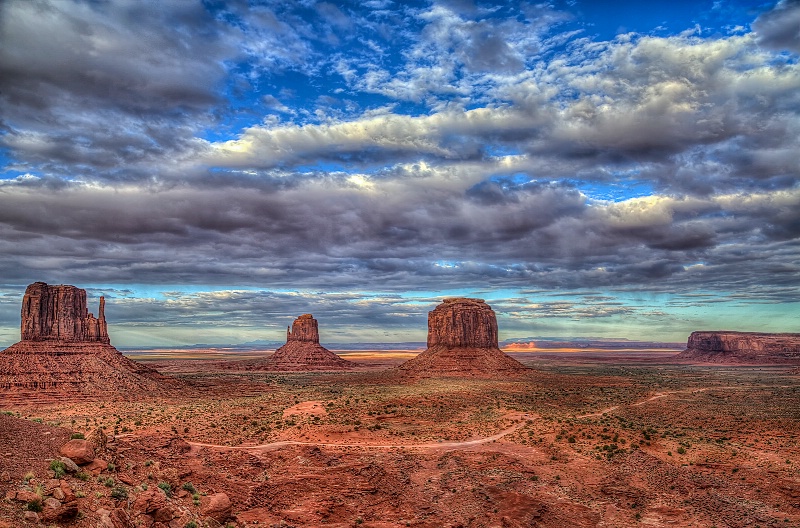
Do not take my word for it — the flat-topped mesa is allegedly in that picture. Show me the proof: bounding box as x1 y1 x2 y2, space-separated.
286 313 320 344
21 282 109 344
398 298 528 378
427 298 498 348
676 331 800 364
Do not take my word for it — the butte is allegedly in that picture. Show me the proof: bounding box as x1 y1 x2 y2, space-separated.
238 314 353 371
396 297 528 378
0 282 174 405
675 331 800 364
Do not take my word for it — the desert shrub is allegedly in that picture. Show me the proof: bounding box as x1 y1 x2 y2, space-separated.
49 459 66 479
70 432 85 439
76 471 90 481
158 482 172 497
107 462 116 472
677 447 686 455
23 471 35 482
110 486 128 500
26 499 43 512
185 522 198 528
182 482 197 494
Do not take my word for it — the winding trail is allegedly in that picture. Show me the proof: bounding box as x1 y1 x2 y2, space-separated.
187 412 534 453
576 387 713 418
183 385 747 453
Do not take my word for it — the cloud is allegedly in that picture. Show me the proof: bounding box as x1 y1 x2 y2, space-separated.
753 0 800 53
0 1 798 344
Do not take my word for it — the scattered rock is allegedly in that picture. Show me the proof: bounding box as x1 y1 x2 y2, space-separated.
88 427 108 452
133 487 168 515
85 457 109 475
23 510 39 523
58 456 80 473
60 439 95 465
40 499 78 523
200 492 233 523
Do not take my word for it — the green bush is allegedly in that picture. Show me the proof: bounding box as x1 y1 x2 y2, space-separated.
185 522 198 528
182 482 197 494
26 499 43 512
70 432 85 439
158 482 172 497
49 459 67 479
110 486 128 500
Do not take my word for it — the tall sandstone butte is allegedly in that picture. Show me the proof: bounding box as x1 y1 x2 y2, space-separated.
398 298 528 378
260 314 353 371
0 282 175 403
676 331 800 364
21 282 109 343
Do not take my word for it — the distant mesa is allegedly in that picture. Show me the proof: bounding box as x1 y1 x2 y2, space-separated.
676 331 800 364
397 298 529 378
0 282 175 404
234 314 353 371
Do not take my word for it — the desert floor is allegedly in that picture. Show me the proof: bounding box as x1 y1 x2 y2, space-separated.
1 351 798 527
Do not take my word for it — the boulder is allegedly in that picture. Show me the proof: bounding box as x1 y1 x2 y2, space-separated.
200 492 232 523
60 439 94 465
58 456 81 473
133 487 168 515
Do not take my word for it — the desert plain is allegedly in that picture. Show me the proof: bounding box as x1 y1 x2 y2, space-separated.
2 347 799 528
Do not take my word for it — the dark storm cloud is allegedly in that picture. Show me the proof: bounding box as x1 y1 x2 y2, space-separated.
753 0 800 53
0 0 236 182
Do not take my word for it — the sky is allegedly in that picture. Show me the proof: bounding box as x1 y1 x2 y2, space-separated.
0 0 798 347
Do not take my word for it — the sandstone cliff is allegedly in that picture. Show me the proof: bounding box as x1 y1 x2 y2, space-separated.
676 331 800 364
286 314 320 343
1 282 176 404
230 314 353 371
21 282 109 343
398 298 528 378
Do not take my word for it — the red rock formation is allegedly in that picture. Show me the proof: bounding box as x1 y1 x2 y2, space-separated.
676 331 800 364
21 282 109 344
427 298 498 348
228 314 353 371
0 282 177 403
398 298 528 378
286 314 320 343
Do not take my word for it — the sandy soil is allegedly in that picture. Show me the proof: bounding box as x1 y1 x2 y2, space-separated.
1 351 798 527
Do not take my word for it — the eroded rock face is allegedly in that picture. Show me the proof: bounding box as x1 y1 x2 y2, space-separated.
21 282 109 344
265 314 353 371
427 298 498 348
398 298 527 378
0 282 178 402
677 331 800 364
286 314 320 343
